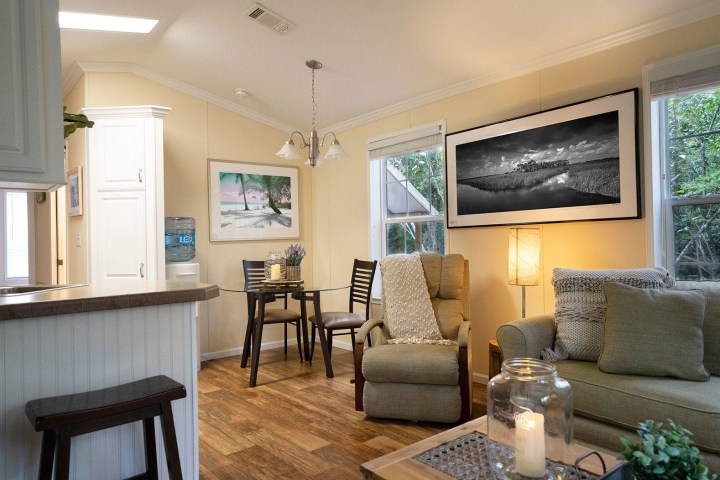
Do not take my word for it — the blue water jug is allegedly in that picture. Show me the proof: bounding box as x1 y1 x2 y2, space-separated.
165 217 195 263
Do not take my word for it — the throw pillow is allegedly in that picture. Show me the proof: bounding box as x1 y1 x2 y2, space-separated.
598 282 709 381
542 267 674 362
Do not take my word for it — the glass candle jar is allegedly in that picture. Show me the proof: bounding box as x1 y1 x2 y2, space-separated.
264 251 286 280
486 358 573 480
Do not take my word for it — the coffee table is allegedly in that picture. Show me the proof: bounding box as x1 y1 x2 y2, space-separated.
360 415 619 479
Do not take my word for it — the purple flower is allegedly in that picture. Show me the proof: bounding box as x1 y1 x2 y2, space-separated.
285 244 306 266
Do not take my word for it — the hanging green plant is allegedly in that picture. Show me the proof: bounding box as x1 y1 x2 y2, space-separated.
63 106 94 138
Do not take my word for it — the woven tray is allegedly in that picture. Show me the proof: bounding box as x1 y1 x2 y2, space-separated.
414 431 603 480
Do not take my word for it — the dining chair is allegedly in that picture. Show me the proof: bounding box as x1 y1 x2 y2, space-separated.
308 259 378 361
243 260 304 361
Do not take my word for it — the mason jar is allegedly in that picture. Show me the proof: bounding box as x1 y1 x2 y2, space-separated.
486 358 573 480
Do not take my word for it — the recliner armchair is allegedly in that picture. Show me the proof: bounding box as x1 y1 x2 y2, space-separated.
353 253 472 423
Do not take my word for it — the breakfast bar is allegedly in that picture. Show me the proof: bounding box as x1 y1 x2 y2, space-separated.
0 281 219 480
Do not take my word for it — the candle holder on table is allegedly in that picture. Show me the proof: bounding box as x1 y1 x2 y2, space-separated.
487 358 573 480
264 251 286 280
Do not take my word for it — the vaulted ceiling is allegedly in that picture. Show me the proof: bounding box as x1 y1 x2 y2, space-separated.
59 0 720 132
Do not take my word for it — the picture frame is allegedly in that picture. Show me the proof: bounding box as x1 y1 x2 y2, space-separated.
67 166 83 216
445 88 640 228
208 159 300 241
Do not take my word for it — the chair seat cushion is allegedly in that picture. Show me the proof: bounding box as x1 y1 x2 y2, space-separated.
556 361 720 453
257 308 301 323
310 312 364 329
362 343 459 385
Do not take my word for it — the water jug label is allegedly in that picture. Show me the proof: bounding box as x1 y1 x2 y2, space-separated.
179 233 195 245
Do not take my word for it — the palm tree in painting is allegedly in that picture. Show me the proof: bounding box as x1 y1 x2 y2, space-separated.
219 172 251 210
219 172 291 215
254 174 290 215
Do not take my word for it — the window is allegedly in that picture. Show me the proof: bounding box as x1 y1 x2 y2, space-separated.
650 48 720 280
0 191 31 284
369 122 446 260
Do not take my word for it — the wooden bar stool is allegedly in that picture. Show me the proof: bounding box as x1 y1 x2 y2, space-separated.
25 375 186 480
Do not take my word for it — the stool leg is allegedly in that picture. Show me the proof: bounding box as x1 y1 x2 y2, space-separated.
37 429 57 480
159 402 183 480
54 428 72 480
143 417 159 480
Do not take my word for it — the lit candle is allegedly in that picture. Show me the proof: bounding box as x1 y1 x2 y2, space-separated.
515 411 546 478
270 264 281 280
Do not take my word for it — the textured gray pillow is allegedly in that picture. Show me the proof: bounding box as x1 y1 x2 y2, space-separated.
542 267 673 362
598 282 709 381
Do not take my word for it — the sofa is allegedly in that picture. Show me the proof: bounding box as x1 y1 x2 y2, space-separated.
496 268 720 472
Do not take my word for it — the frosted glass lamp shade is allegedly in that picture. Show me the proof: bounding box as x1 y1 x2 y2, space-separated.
276 139 302 160
508 228 540 286
324 140 347 160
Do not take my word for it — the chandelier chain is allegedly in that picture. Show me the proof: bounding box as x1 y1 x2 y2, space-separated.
311 66 317 131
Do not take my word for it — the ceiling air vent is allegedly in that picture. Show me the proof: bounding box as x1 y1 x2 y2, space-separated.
244 3 293 35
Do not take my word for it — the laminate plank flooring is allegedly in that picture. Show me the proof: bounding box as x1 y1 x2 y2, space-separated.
198 347 488 479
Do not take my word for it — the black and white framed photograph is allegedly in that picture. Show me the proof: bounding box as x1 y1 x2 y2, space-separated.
445 89 639 228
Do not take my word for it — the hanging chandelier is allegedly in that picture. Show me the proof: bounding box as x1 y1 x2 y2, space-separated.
276 60 347 167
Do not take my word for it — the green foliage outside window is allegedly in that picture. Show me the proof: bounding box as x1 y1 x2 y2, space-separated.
666 87 720 280
384 147 445 255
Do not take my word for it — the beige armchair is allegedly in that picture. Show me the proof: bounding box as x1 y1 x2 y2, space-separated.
353 253 472 423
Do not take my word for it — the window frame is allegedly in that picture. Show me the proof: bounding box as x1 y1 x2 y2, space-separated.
368 121 447 265
645 44 720 278
0 191 34 285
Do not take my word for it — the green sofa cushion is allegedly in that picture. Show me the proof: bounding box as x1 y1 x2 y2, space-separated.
556 361 720 454
599 282 709 381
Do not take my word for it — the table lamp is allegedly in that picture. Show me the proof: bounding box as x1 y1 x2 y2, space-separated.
508 227 541 318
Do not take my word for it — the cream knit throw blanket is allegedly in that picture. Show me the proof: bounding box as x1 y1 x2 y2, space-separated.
381 253 457 346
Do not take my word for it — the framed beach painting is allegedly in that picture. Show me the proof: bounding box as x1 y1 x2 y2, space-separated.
208 160 299 241
67 166 83 216
445 89 640 228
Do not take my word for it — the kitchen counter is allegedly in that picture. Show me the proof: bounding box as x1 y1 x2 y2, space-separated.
0 281 219 320
0 281 218 479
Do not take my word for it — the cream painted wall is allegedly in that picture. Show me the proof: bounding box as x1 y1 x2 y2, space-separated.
64 72 310 357
63 76 88 284
311 15 720 381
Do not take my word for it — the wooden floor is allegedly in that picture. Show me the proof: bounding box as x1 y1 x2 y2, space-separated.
197 347 487 479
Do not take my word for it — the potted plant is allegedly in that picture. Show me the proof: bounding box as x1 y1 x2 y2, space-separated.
284 244 306 281
619 419 716 480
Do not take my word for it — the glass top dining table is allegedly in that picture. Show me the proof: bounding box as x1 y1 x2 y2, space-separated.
220 281 350 387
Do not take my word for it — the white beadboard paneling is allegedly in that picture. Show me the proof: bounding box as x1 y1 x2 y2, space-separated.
0 303 198 480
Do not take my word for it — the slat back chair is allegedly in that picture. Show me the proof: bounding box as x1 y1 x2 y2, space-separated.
242 260 303 360
309 259 378 360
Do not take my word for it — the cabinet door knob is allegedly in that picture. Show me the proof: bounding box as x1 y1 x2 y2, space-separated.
140 263 145 278
138 169 143 183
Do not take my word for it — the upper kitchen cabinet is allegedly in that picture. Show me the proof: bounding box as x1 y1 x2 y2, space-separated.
0 0 64 191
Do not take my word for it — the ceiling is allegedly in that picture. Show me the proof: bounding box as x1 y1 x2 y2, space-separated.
59 0 720 133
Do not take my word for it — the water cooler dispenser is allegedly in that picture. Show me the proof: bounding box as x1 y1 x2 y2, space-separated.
165 217 202 369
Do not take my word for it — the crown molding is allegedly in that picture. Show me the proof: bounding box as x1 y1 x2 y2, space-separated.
63 62 298 133
326 4 720 133
62 4 720 135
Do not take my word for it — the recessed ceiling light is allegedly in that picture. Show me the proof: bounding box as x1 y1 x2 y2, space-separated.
59 11 159 34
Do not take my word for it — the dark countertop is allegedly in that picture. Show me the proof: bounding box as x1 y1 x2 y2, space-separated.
0 281 220 321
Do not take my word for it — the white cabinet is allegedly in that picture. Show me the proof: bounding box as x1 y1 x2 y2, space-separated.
85 106 171 283
0 0 64 190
